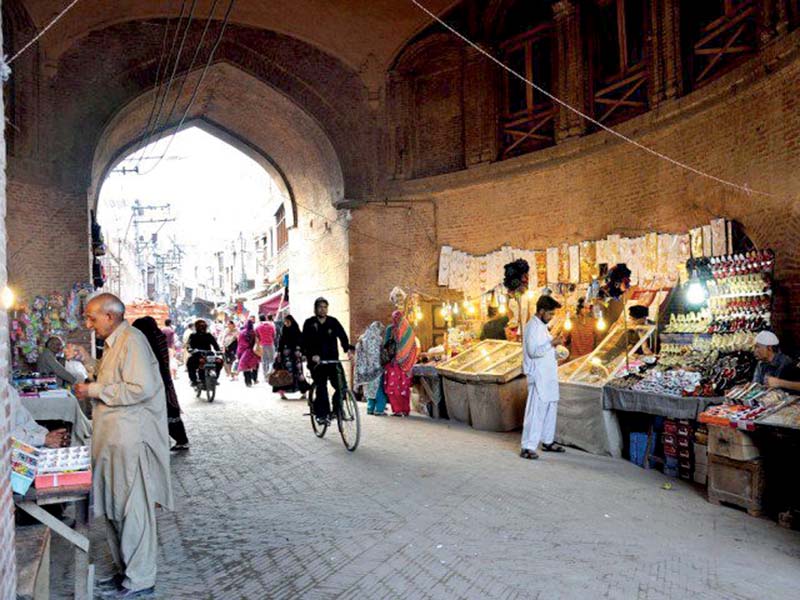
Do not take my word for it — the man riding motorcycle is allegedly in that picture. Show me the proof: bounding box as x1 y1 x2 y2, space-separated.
186 320 222 386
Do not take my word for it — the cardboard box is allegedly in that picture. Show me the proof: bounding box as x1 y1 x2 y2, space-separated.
35 471 91 490
708 425 760 461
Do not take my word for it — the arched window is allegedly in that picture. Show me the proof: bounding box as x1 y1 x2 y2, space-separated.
681 0 759 88
587 0 650 126
498 2 556 159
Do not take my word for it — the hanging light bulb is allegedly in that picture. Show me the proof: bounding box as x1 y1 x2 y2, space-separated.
462 299 470 309
452 302 459 315
498 303 507 315
1 286 15 309
526 289 535 300
564 313 573 332
686 269 708 307
596 315 607 332
466 303 476 315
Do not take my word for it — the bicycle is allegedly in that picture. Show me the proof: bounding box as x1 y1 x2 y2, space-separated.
306 359 361 452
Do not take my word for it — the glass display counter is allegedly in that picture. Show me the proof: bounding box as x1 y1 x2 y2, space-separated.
559 322 656 386
436 340 522 384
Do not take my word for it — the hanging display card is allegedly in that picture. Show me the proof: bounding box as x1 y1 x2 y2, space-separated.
536 251 547 289
711 218 727 256
644 233 659 277
546 247 559 284
438 246 453 286
579 241 597 283
596 239 608 266
626 237 646 286
690 228 703 259
559 242 570 283
607 235 621 266
569 245 580 283
702 225 713 257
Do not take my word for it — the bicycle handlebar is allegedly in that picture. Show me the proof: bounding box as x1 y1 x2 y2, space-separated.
316 359 351 365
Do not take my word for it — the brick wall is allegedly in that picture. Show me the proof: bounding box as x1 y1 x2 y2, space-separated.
350 32 800 347
6 179 90 300
0 15 17 597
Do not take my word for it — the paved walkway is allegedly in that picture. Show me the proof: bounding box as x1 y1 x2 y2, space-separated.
51 377 800 599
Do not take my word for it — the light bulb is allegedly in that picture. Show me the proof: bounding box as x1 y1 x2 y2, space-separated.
498 304 507 315
596 316 607 332
1 286 15 309
526 289 534 299
467 303 476 315
462 299 470 309
686 281 707 307
564 315 573 332
452 303 459 315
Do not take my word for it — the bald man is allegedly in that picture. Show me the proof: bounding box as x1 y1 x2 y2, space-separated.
72 293 172 598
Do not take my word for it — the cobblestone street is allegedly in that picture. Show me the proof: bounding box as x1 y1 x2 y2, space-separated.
52 377 800 599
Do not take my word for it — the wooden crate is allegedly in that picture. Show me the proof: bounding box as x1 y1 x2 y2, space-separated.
708 424 760 461
707 454 765 517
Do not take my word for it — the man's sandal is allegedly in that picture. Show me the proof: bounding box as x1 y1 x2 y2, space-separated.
520 449 539 460
541 443 565 453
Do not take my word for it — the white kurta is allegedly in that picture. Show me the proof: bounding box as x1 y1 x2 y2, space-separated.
521 316 560 451
10 386 48 447
87 321 173 518
86 321 173 590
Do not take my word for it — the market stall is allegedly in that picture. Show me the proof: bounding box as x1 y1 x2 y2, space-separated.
435 340 526 431
556 321 656 456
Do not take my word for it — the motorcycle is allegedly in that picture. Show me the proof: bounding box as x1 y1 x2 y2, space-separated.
192 349 224 402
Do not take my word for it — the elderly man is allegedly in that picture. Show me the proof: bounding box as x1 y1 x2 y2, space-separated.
752 330 800 386
37 336 80 386
72 293 172 599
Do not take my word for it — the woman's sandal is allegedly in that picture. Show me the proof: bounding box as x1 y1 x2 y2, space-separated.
541 443 565 453
520 449 539 460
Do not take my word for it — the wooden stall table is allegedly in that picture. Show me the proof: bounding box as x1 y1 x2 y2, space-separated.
436 341 526 431
602 386 723 419
14 483 94 600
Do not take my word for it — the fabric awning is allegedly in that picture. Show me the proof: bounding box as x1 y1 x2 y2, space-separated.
258 288 287 316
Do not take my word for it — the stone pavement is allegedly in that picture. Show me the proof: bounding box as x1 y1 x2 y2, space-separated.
50 376 800 599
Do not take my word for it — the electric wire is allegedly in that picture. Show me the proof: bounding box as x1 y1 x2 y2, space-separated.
409 0 779 200
131 0 200 172
7 0 82 64
137 0 236 176
124 10 184 171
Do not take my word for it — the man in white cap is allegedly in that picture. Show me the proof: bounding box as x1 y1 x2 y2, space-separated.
752 330 798 385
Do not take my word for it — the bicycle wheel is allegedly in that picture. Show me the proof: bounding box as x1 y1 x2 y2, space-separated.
206 382 216 402
337 389 360 451
308 387 327 438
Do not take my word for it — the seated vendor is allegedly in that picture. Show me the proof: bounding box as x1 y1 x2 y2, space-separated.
36 336 79 386
10 385 68 448
480 306 510 341
753 330 800 386
627 305 653 355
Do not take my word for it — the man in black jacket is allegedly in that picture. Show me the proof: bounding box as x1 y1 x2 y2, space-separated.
302 297 354 423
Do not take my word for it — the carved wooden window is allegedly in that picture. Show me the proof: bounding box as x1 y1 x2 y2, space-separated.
789 0 800 29
589 0 650 126
500 24 556 158
682 0 758 87
275 205 288 252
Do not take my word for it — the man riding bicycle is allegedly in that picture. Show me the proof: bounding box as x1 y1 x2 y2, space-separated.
302 297 354 424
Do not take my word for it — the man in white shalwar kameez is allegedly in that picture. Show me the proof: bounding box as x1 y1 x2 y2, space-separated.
73 294 173 599
520 295 566 460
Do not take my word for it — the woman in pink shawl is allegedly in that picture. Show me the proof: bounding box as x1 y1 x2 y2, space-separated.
237 319 260 387
383 310 419 416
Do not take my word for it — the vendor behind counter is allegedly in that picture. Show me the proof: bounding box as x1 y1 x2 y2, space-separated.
480 306 509 341
753 330 800 390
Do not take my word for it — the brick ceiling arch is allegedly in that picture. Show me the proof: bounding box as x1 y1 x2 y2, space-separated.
89 61 345 228
19 0 455 86
41 19 378 201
